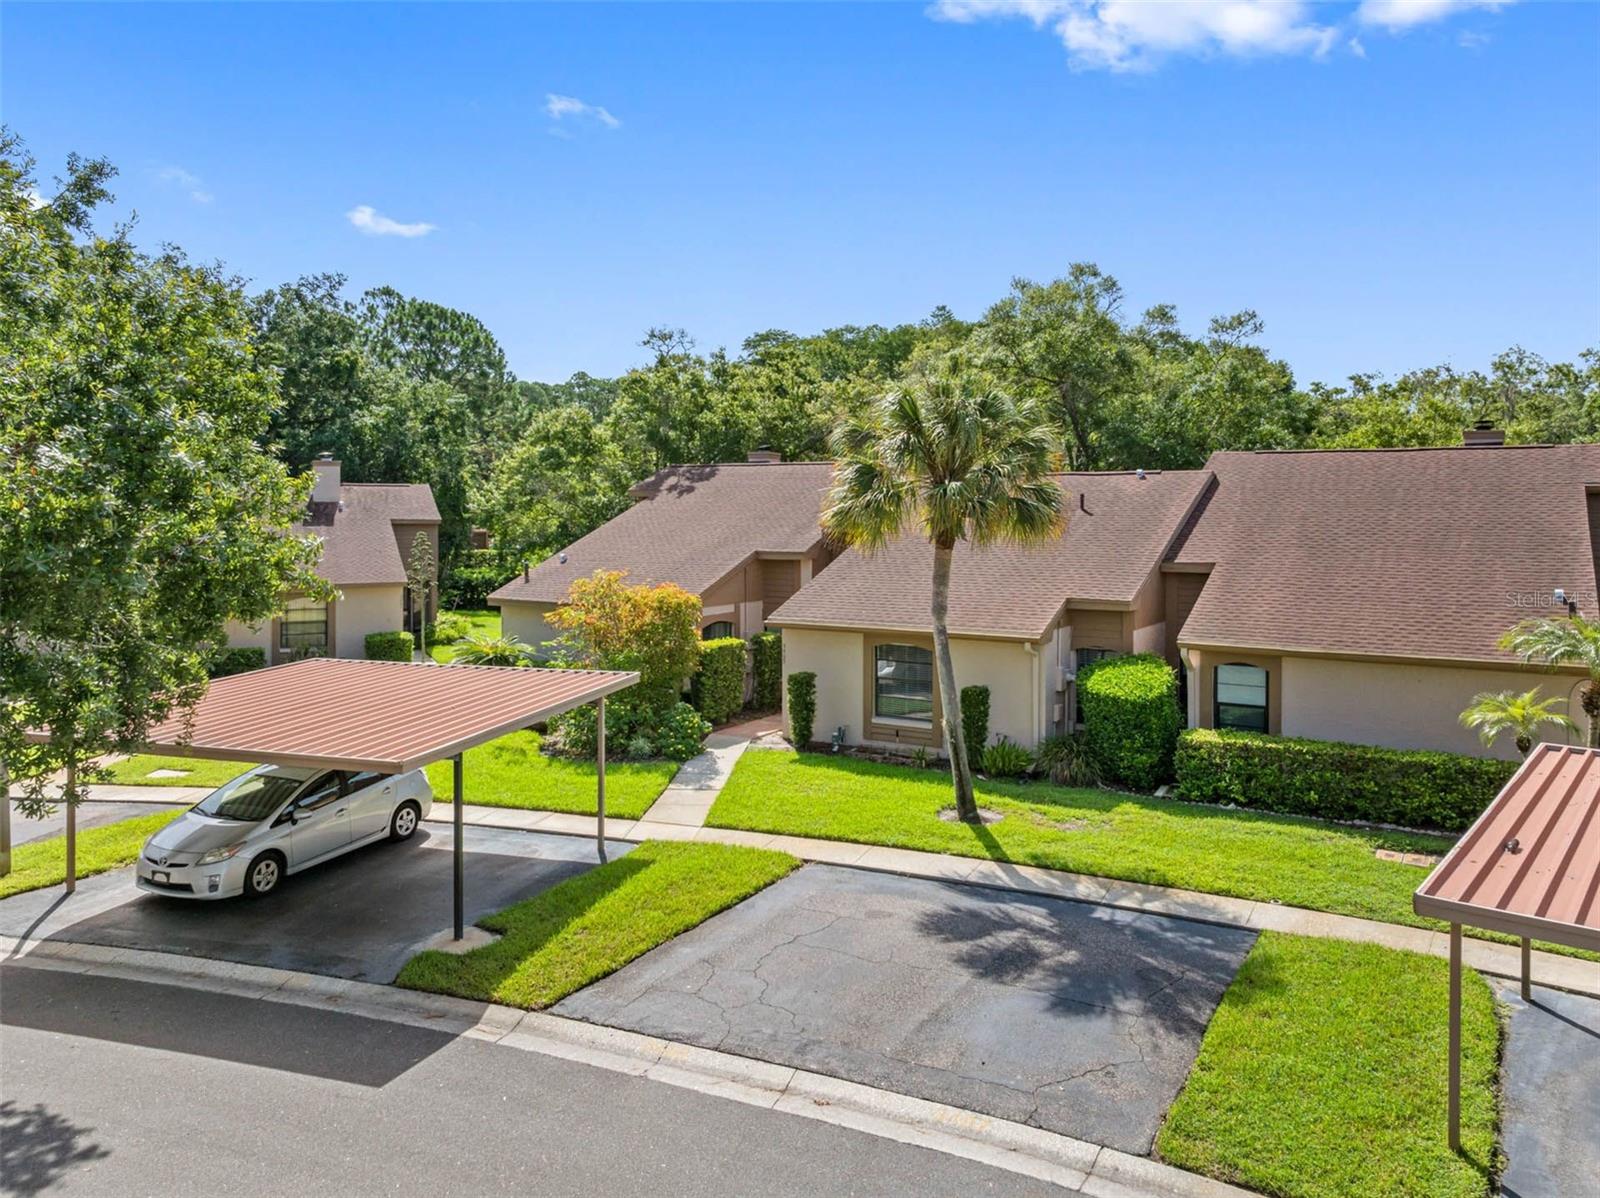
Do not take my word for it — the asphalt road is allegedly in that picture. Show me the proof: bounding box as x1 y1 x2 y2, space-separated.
558 865 1255 1154
5 802 186 847
0 964 1060 1197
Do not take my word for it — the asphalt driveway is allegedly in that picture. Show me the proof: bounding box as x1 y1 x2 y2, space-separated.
0 824 629 983
556 864 1256 1154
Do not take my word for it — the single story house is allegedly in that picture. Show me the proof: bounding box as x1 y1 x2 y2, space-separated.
490 452 836 649
224 454 440 662
769 433 1595 761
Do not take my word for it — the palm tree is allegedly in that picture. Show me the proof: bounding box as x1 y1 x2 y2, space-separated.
824 373 1063 821
1459 688 1576 756
1499 615 1600 747
451 633 539 667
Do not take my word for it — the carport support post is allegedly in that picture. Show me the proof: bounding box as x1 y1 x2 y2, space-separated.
453 753 464 941
1519 935 1531 1000
596 696 607 863
1448 921 1461 1152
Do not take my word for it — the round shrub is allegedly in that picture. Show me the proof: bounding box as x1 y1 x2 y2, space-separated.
1079 653 1181 791
428 611 473 645
208 647 266 678
656 702 711 761
364 631 414 661
960 685 991 763
787 671 817 747
751 631 783 711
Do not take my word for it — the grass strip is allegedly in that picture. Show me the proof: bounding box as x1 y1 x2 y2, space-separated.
424 729 678 820
0 808 187 900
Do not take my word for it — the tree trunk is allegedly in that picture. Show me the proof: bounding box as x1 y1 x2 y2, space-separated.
0 757 11 878
1586 682 1600 748
1516 735 1532 757
65 762 77 894
932 541 978 821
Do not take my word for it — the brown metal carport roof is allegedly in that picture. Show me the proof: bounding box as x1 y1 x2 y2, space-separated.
131 658 639 941
1414 742 1600 1151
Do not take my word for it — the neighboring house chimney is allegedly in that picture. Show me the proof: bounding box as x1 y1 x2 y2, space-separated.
1462 420 1506 448
747 447 782 464
311 453 341 502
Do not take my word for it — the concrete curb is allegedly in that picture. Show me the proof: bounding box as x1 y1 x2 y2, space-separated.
0 934 1252 1198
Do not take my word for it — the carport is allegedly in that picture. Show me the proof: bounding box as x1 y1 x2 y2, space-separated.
125 657 637 941
1414 742 1600 1150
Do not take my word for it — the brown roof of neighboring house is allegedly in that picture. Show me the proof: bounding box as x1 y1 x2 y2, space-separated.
296 484 440 587
768 471 1214 641
489 462 835 605
1168 444 1600 665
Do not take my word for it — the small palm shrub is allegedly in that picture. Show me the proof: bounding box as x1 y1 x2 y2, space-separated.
787 671 817 746
980 736 1034 779
1035 732 1101 788
453 633 537 667
960 685 990 764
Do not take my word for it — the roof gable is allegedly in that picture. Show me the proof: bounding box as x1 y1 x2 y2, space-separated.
295 483 440 586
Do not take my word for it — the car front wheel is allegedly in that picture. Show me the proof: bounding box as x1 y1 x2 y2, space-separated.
389 801 421 842
243 852 284 898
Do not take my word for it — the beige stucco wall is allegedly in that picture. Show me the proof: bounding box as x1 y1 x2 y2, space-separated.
498 599 561 649
782 626 1049 752
1278 655 1584 761
334 584 404 659
223 618 272 652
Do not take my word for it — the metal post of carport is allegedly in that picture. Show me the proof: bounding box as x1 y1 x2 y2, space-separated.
1447 922 1461 1152
596 695 607 864
453 752 464 941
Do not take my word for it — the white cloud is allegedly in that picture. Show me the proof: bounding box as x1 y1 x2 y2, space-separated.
929 1 1338 71
345 205 436 238
23 186 46 210
1356 0 1511 32
155 165 213 204
544 93 621 130
931 0 1517 68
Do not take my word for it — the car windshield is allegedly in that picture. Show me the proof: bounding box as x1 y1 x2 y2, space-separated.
193 771 305 822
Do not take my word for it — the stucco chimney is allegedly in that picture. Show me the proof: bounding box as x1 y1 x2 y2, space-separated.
747 447 782 464
311 453 342 502
1462 420 1505 448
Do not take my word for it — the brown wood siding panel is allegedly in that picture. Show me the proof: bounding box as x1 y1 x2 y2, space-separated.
1166 572 1210 660
761 559 803 618
1067 609 1128 652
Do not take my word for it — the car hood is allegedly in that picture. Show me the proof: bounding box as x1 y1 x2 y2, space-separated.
147 813 257 855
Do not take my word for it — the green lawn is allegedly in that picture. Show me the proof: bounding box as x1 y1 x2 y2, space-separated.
424 729 678 819
709 750 1472 937
1157 933 1500 1198
397 840 799 1008
0 808 187 900
428 608 501 663
100 755 257 788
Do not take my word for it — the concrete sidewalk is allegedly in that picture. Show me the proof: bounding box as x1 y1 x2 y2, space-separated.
636 732 753 827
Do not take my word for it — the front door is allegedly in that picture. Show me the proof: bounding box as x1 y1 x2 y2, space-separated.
286 772 353 866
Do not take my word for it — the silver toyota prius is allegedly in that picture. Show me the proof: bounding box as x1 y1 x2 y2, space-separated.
137 764 434 899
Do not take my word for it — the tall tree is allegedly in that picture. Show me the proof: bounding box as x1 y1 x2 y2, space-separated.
0 138 324 886
824 372 1063 820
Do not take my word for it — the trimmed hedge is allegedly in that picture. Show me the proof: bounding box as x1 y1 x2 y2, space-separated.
960 685 990 763
365 630 414 661
1079 653 1182 791
208 647 266 678
1175 728 1517 832
787 671 817 747
751 632 783 711
692 637 748 726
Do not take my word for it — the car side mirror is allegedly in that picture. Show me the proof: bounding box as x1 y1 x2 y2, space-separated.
274 809 298 828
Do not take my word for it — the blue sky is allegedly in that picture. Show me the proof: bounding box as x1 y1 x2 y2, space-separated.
5 2 1597 387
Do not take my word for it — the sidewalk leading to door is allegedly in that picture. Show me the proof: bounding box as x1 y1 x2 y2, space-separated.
635 732 754 828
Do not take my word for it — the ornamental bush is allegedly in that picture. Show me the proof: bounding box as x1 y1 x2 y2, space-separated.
546 570 701 712
655 701 712 761
364 631 413 661
692 637 748 726
960 685 990 762
428 611 474 645
787 671 817 747
207 647 266 678
1079 653 1181 790
1035 731 1101 788
1174 729 1517 832
440 551 516 609
751 631 783 711
980 735 1033 778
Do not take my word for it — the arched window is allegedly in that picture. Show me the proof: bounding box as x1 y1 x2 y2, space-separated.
1215 663 1268 732
702 621 735 641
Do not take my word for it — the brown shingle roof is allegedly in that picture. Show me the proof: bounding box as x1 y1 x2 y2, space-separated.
296 484 440 586
1169 445 1600 665
489 462 835 605
769 471 1213 641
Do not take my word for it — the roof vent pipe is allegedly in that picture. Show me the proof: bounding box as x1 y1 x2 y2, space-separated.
523 562 530 583
1136 468 1146 480
1078 492 1088 514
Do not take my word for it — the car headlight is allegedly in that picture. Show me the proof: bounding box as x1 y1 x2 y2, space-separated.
196 843 245 866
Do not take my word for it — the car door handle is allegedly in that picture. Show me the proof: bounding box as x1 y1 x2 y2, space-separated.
333 808 345 816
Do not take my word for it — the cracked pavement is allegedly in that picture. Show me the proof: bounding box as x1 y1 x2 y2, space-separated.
555 864 1256 1153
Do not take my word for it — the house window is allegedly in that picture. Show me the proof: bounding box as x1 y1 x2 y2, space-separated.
280 598 329 653
702 621 735 640
1215 663 1268 732
874 643 933 723
1074 647 1118 724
